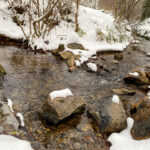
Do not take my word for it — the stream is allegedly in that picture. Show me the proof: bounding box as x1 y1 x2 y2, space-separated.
0 36 150 150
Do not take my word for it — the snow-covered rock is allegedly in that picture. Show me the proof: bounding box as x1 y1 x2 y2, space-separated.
49 88 73 100
39 90 86 124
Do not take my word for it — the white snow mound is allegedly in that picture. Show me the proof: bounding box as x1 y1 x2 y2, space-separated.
129 72 139 77
87 63 97 72
112 95 120 104
50 88 73 100
0 135 34 150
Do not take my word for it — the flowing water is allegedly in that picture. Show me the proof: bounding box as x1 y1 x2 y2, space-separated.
0 36 150 149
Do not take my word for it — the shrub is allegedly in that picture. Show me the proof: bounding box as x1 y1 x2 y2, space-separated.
141 0 150 21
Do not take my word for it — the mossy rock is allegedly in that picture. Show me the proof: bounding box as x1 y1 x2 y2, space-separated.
0 64 6 75
52 44 65 56
60 51 74 60
67 43 85 50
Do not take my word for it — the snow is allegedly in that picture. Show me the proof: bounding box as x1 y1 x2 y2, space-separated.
0 1 26 39
136 18 150 39
147 53 150 56
0 135 33 150
17 112 25 127
108 117 150 150
129 72 139 77
87 62 97 72
112 95 120 104
147 92 150 99
7 98 14 112
49 88 73 100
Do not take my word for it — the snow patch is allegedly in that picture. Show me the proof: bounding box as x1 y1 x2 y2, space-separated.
108 117 150 150
7 98 14 112
136 18 150 39
87 62 97 72
50 88 73 100
112 95 120 104
0 135 34 150
129 72 139 77
17 112 25 127
147 92 150 99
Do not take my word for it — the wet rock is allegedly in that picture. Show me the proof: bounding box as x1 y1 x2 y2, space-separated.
0 101 19 134
52 44 65 56
60 51 75 69
60 51 80 71
0 64 6 75
124 68 150 86
67 43 85 50
87 96 127 134
114 52 124 60
39 96 86 124
60 51 74 60
144 67 150 78
130 96 150 140
121 91 145 116
67 56 75 67
112 89 136 96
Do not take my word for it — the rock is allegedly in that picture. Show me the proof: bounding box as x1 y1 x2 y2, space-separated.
112 89 136 96
144 66 150 78
124 68 150 86
60 51 74 60
52 44 65 56
68 66 76 72
130 96 150 140
67 43 85 50
39 96 86 124
114 53 124 60
120 91 145 116
0 101 19 134
0 64 6 75
59 51 80 70
87 96 127 134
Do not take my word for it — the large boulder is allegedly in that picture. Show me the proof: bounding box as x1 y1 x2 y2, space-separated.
39 96 86 124
0 64 6 75
87 96 127 134
130 96 150 140
124 67 150 86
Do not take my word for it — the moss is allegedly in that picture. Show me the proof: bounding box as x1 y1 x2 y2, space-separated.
141 0 150 21
0 64 6 75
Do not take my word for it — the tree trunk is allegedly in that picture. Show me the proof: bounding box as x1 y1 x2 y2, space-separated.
75 0 79 32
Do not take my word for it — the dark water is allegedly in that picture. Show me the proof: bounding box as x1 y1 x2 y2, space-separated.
0 37 150 149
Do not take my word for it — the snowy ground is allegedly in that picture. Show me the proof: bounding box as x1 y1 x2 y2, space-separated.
136 18 150 39
0 135 33 150
0 0 133 65
108 118 150 150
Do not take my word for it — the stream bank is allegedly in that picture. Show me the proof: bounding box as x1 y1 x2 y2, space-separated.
0 36 150 149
